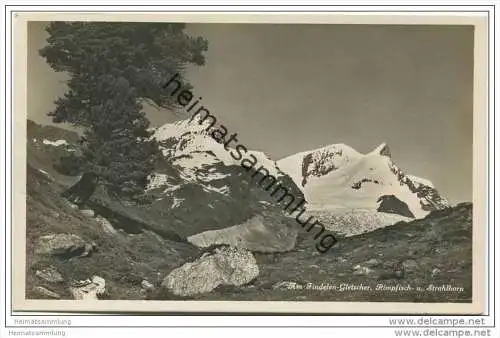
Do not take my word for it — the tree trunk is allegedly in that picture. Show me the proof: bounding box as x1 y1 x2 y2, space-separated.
61 172 99 206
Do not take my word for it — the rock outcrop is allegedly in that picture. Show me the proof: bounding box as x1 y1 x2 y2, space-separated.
377 195 415 218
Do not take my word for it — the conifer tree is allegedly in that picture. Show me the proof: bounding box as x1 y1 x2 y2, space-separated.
40 22 207 203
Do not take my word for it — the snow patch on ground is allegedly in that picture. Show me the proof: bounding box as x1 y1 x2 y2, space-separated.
203 185 230 196
147 173 170 190
200 171 231 180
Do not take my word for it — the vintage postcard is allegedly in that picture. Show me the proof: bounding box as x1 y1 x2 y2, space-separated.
11 12 488 314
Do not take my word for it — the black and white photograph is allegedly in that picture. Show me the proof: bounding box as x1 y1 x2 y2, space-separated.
12 12 488 315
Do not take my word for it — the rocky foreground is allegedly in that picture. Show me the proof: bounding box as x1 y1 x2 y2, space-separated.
26 162 472 302
152 203 472 303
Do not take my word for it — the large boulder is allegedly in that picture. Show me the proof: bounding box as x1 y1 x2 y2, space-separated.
35 233 88 257
187 214 298 253
162 246 259 297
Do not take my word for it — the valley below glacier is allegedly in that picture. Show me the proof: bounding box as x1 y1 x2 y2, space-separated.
24 119 472 304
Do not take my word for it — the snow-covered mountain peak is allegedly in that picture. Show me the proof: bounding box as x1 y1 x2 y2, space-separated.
277 142 448 218
278 143 363 188
150 118 283 185
371 142 391 157
150 117 448 219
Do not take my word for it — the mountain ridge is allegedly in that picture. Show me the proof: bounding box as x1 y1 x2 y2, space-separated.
27 117 449 222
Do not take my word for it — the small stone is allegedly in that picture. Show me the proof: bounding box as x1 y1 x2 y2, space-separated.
35 266 64 283
67 202 79 209
432 268 441 277
80 241 97 257
365 258 381 267
34 286 60 299
95 216 117 234
353 265 374 276
80 209 95 217
141 280 154 290
70 275 106 300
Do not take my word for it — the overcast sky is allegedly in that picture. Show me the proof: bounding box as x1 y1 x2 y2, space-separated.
27 22 473 203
